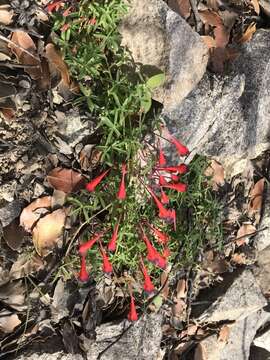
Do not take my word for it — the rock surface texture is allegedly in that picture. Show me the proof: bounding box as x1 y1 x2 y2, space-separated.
119 0 208 109
163 29 270 164
17 314 162 360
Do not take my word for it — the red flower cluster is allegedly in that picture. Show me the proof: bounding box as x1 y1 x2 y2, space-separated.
79 134 189 320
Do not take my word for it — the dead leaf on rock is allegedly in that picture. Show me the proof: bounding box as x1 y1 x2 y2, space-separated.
218 325 230 343
205 159 225 190
237 22 257 43
32 208 66 257
9 31 41 80
214 24 230 48
160 265 171 299
231 252 247 265
236 223 256 246
20 196 52 232
0 310 21 333
47 168 85 194
201 35 216 48
248 178 264 222
45 43 70 87
0 5 14 25
176 279 187 299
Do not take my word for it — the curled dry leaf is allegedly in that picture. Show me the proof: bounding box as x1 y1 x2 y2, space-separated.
204 159 225 190
10 31 41 80
0 5 14 25
0 310 21 333
231 252 247 265
236 223 256 246
32 208 66 257
248 178 264 222
199 10 222 26
45 43 70 87
237 22 257 44
0 281 26 311
20 196 52 232
176 279 187 299
47 168 85 194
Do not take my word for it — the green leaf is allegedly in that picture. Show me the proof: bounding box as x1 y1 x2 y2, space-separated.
140 90 152 113
146 73 165 90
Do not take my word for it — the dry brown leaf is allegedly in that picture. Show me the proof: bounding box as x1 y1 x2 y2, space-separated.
168 0 191 19
160 266 170 299
250 0 260 14
20 196 52 232
0 310 21 333
199 10 223 26
10 254 44 280
32 209 66 257
47 168 85 194
236 223 256 246
187 324 198 336
0 281 26 311
3 217 25 250
201 35 216 48
218 325 230 343
176 279 187 299
231 253 247 265
205 159 225 190
10 31 41 80
237 23 257 44
172 297 186 317
45 43 70 86
0 5 14 25
248 178 265 221
194 343 207 360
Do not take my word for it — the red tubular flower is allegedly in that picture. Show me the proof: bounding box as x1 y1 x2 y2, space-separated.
169 136 189 156
171 174 179 182
117 163 127 200
146 186 175 222
163 247 170 258
78 255 89 282
61 23 70 32
100 247 113 274
140 226 167 269
79 233 103 255
159 175 168 186
85 169 110 192
161 188 169 204
107 222 119 252
156 164 188 174
140 259 155 294
163 183 187 193
128 289 138 321
46 1 64 12
158 147 166 166
63 6 72 16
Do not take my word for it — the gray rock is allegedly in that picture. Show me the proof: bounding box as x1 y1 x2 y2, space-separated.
198 269 267 323
163 29 270 163
253 246 270 294
198 309 268 360
16 314 162 360
254 185 270 251
119 0 208 109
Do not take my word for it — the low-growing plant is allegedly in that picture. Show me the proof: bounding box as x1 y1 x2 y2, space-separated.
49 0 223 319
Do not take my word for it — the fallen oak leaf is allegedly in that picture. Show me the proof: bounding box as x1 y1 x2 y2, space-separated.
20 196 52 233
32 208 66 257
45 43 70 87
250 0 260 14
0 310 21 333
199 10 223 26
0 5 14 25
204 159 225 190
9 31 41 80
47 168 85 194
